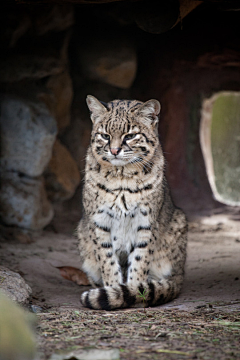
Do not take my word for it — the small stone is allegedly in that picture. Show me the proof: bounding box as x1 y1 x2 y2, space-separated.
30 305 43 313
49 348 120 360
0 224 32 243
155 332 167 338
0 95 57 177
0 171 53 230
14 231 33 244
44 140 81 201
0 266 32 304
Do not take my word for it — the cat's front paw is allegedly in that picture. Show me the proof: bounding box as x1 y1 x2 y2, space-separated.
80 290 91 308
80 287 120 310
80 289 105 309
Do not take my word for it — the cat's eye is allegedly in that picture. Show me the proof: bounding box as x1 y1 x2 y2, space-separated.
124 133 136 140
101 133 110 140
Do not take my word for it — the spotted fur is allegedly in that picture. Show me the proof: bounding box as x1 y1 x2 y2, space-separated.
77 95 187 310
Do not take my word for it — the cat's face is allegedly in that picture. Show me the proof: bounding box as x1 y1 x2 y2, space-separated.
87 96 161 168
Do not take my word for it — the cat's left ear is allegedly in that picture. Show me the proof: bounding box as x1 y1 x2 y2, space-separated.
137 99 161 127
86 95 108 124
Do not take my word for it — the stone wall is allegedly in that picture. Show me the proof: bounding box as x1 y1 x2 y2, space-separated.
0 4 79 230
1 2 240 233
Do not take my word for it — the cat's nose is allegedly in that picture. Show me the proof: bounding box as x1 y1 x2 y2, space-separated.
110 148 121 156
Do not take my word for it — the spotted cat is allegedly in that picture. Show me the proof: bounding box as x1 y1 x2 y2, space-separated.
77 95 187 310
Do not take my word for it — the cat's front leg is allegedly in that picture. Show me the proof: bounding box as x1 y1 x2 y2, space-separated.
94 225 123 287
127 227 153 284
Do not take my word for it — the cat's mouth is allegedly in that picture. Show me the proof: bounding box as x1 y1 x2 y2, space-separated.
110 158 127 166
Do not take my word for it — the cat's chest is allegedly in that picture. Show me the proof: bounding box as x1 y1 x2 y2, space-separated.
92 176 149 212
93 205 150 253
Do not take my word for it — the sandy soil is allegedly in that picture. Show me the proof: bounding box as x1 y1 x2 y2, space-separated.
0 212 240 359
1 213 239 312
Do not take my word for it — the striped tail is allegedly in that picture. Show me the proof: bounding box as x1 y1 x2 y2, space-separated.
80 277 183 310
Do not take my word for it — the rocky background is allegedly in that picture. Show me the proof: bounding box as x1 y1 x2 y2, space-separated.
1 1 240 235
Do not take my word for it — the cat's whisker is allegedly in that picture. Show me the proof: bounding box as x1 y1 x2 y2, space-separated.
129 155 153 173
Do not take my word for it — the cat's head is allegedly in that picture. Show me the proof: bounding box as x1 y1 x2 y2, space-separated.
86 95 161 168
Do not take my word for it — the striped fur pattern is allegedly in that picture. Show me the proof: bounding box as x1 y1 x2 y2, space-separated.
77 95 187 310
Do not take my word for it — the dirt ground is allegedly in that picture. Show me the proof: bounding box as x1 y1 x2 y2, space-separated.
0 211 240 359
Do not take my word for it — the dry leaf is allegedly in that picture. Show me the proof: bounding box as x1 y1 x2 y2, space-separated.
56 266 90 286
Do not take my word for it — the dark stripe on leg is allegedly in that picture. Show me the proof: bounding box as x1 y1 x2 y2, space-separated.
147 281 155 306
98 288 111 310
155 293 166 306
84 292 93 309
120 284 136 306
167 282 175 302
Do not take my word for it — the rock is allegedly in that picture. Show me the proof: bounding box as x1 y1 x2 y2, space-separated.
1 6 32 49
79 38 137 89
14 232 33 244
200 92 240 206
44 140 81 201
0 223 33 243
0 292 36 360
0 266 32 304
39 71 73 132
0 95 57 177
0 171 54 230
1 4 73 49
0 32 70 83
30 305 43 313
134 0 179 34
61 111 92 173
8 14 32 49
34 4 74 35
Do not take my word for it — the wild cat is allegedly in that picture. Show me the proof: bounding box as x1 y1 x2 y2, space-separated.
77 95 187 310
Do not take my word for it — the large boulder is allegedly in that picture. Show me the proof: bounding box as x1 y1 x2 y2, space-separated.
1 4 74 49
0 32 70 83
61 112 92 174
39 71 73 132
0 172 53 230
0 95 57 177
79 38 137 89
44 140 81 201
33 4 74 36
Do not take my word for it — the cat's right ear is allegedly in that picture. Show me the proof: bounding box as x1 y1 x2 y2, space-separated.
86 95 108 124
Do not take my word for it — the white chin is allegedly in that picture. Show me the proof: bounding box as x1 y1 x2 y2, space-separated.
110 159 127 166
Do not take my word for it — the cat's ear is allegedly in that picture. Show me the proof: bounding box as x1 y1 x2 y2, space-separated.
86 95 108 124
136 99 161 127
